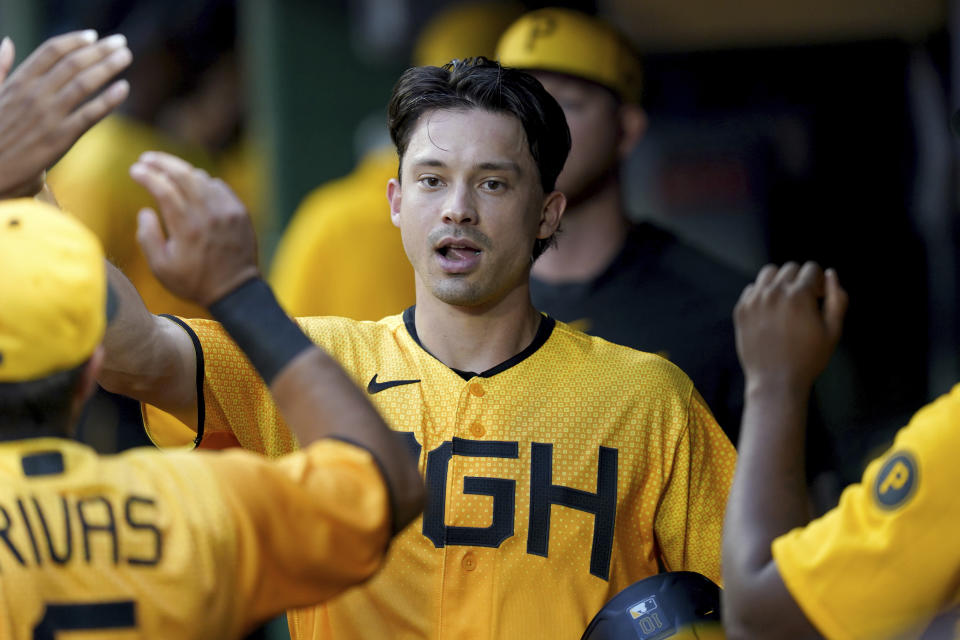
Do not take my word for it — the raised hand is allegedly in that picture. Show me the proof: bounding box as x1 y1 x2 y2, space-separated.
0 31 132 197
130 151 260 306
734 261 848 391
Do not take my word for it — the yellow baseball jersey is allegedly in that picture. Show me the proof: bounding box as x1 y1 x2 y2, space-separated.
773 383 960 640
268 147 415 320
151 309 736 640
0 436 391 639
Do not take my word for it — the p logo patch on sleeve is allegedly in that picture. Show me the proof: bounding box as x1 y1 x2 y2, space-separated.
874 451 919 510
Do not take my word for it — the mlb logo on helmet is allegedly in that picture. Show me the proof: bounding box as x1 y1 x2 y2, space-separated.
628 597 658 618
627 594 673 640
580 572 724 640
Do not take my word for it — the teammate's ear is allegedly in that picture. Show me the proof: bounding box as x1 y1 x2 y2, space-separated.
387 178 402 229
617 104 647 160
537 190 565 239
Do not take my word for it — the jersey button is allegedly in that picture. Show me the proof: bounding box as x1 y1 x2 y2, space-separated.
469 382 485 397
469 422 485 437
462 552 477 571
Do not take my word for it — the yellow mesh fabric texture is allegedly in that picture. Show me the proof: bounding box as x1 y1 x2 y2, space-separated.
187 313 735 640
0 438 388 640
772 383 960 640
268 147 414 320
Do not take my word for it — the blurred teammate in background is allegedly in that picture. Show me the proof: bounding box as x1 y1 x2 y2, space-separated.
47 0 262 320
269 1 524 320
496 7 749 440
44 0 263 451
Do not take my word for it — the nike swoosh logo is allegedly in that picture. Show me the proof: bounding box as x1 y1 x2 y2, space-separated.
367 374 421 394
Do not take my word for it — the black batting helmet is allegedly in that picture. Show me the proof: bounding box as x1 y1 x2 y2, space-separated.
581 571 725 640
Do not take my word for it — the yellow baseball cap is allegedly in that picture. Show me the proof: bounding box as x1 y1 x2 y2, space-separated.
413 1 525 68
0 199 107 382
496 8 642 104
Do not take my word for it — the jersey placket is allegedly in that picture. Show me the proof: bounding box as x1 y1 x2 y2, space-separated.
437 377 498 639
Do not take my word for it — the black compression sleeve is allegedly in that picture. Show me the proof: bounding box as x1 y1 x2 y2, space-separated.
208 278 313 386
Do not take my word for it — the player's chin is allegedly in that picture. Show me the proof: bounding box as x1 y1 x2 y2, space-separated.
429 279 489 307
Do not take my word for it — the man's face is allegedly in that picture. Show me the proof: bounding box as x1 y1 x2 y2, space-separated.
388 108 563 308
533 71 621 205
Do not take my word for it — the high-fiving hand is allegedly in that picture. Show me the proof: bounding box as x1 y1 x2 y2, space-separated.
130 151 260 307
0 31 131 198
734 261 848 391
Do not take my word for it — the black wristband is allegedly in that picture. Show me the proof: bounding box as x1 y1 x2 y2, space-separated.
208 278 313 386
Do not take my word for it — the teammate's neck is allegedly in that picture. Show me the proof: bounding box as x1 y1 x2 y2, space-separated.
0 421 73 442
413 285 542 374
532 176 629 284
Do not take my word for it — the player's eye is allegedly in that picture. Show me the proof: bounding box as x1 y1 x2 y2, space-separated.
419 176 443 189
481 179 504 192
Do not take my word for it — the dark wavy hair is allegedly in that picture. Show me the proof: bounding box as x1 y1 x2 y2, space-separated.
387 57 571 259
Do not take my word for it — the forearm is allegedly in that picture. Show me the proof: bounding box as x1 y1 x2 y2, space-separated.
723 379 813 635
97 261 198 420
271 348 424 531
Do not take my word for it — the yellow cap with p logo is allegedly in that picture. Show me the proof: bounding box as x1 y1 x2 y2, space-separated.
496 8 643 104
0 199 107 382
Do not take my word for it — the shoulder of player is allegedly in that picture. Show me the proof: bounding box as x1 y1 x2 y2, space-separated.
549 320 695 390
882 383 960 460
293 312 406 342
627 222 750 296
184 312 403 342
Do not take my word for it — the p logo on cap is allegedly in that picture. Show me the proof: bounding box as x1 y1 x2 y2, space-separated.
497 8 643 104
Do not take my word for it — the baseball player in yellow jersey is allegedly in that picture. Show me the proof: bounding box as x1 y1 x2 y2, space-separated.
723 262 960 639
0 34 423 637
101 58 736 640
0 198 422 639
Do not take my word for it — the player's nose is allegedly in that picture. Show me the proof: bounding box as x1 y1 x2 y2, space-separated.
441 183 477 225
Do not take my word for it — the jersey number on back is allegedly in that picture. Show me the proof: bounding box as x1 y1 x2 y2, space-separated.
33 600 136 639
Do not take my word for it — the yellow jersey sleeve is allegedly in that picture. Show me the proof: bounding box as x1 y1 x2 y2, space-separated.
200 439 391 627
187 318 300 457
772 384 960 640
654 388 736 585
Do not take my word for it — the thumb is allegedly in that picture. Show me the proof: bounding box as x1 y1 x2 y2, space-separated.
136 208 169 276
822 268 848 346
0 37 14 84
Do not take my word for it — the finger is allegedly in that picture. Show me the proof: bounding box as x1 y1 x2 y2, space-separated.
822 268 848 344
754 263 778 287
136 208 169 275
791 261 825 295
771 261 800 289
207 177 247 212
51 42 133 113
0 37 15 84
130 160 190 236
735 282 755 310
58 79 129 144
137 151 210 203
45 34 127 90
11 30 97 81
